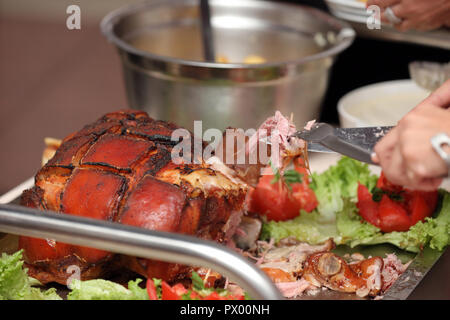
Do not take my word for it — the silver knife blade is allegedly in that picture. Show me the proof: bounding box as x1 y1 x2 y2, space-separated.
382 246 445 300
294 124 394 164
307 142 335 153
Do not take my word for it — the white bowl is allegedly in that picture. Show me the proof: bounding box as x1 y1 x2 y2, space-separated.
338 80 430 128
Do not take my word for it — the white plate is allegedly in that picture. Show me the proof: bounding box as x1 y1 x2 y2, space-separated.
325 0 368 19
330 8 370 24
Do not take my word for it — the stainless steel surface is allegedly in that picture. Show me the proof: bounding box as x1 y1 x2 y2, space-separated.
101 0 355 131
409 61 450 92
294 124 392 163
0 203 283 300
383 246 445 300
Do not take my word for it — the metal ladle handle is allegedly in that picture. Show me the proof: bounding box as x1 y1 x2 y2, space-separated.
0 203 283 300
200 0 215 62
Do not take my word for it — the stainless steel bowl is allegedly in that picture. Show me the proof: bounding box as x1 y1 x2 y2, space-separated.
101 0 355 131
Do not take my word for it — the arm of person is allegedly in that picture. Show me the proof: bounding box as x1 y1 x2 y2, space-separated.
367 0 450 31
372 80 450 190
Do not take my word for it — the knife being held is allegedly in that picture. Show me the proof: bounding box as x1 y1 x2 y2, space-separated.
216 122 393 187
291 123 393 165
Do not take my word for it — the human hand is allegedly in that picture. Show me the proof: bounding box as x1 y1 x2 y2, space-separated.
366 0 450 32
372 80 450 191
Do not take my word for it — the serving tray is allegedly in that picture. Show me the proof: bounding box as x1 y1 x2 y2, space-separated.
0 167 447 300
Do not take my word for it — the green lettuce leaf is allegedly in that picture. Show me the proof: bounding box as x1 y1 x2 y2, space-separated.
261 158 378 243
67 278 149 300
0 250 61 300
262 157 450 252
261 210 341 244
336 191 450 252
309 157 378 220
127 279 150 300
335 199 381 243
424 190 450 251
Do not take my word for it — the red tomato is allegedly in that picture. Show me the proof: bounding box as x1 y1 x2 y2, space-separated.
247 158 318 221
203 292 227 300
171 283 189 296
161 281 181 300
146 279 158 300
406 191 438 226
356 184 380 227
154 279 245 300
378 195 411 232
356 173 439 232
376 172 403 193
291 182 319 213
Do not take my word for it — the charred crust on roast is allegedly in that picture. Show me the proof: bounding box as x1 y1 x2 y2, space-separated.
81 161 133 174
143 146 172 176
134 133 178 145
21 186 46 209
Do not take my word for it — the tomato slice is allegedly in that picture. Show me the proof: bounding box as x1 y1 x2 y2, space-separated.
248 158 318 222
171 283 188 296
376 172 403 193
407 191 438 226
291 183 318 213
156 279 245 300
378 195 411 232
356 173 439 233
161 281 181 300
356 184 380 227
146 279 158 300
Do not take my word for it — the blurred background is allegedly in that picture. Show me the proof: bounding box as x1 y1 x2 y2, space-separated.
0 0 139 193
1 0 449 195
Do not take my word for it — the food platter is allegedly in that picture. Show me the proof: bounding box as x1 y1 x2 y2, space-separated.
1 153 447 300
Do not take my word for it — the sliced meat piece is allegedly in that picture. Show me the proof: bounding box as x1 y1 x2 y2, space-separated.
303 252 384 297
258 239 335 282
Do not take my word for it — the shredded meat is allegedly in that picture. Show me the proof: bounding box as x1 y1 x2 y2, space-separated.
252 238 410 299
214 111 309 186
382 254 411 291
